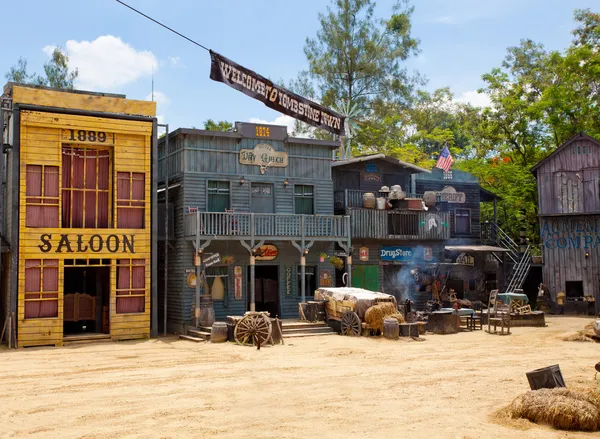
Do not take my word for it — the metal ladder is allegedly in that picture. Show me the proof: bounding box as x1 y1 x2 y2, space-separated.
505 244 532 293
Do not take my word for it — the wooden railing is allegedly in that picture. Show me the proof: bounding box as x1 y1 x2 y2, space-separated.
334 189 442 210
184 212 349 240
349 209 450 240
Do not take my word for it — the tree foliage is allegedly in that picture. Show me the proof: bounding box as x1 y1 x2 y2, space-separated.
5 48 78 90
203 119 233 132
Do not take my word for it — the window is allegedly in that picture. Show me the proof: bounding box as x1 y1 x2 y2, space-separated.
555 172 582 213
24 259 59 319
206 266 228 301
116 259 145 313
298 266 317 297
62 146 110 228
25 165 59 227
117 172 146 228
455 209 471 234
208 181 230 212
443 171 453 180
294 185 314 214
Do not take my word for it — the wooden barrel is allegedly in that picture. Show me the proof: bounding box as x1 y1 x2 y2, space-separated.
306 301 326 322
199 296 215 328
210 322 228 343
363 192 375 209
383 318 399 340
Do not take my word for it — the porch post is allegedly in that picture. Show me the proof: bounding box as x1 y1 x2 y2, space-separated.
300 255 306 303
249 255 256 312
195 252 202 328
346 254 352 287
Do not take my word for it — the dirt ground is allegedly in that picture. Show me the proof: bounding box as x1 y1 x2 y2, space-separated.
1 316 599 439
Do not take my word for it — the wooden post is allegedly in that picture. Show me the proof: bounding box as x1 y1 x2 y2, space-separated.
346 255 352 287
249 255 256 312
195 212 201 328
300 255 306 303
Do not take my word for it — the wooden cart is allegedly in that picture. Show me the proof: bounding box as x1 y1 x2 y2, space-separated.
314 287 397 336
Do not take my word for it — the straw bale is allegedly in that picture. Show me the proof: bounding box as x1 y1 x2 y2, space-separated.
365 303 398 333
387 313 406 324
563 322 599 343
509 388 600 431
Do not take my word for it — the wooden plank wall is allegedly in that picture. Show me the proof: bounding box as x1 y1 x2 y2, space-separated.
537 138 600 215
332 159 414 193
17 110 152 347
540 215 600 309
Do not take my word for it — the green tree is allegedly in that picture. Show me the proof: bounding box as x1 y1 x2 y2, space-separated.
203 119 233 132
5 48 78 90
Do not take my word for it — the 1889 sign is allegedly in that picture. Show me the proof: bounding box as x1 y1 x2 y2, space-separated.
62 129 114 144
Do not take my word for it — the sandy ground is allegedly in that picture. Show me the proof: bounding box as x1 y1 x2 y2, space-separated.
1 316 599 439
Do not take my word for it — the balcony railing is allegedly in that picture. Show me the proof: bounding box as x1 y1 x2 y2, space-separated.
184 212 349 241
349 209 450 240
334 189 442 211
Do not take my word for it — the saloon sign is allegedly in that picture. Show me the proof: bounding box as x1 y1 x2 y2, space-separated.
255 244 278 261
38 233 135 253
438 186 466 203
240 144 288 168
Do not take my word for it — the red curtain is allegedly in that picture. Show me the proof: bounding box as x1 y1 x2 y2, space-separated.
26 165 58 227
24 260 58 319
117 173 145 228
116 259 145 313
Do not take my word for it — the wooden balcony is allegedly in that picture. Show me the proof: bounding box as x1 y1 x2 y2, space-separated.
334 189 442 211
184 212 349 241
349 209 451 240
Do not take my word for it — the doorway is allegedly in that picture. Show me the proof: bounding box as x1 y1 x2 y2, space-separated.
251 183 274 213
250 265 279 317
63 262 110 335
565 281 584 298
352 265 380 292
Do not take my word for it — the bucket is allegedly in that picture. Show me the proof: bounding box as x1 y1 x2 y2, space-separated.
199 296 215 328
526 364 566 390
376 197 386 210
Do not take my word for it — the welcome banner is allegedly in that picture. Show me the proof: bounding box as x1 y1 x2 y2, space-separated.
209 50 345 136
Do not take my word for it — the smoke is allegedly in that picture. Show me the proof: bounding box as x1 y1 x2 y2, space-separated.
390 245 441 305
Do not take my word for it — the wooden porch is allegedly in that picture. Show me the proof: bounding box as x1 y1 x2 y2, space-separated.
183 212 350 241
348 209 451 240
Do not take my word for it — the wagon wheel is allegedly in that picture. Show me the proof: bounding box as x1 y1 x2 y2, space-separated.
234 313 272 347
340 311 361 336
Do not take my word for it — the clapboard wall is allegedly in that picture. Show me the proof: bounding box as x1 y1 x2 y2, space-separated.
415 169 482 240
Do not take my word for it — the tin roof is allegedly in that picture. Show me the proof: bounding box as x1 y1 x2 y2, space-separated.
332 154 431 173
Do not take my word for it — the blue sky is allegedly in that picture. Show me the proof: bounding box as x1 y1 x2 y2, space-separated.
0 0 594 132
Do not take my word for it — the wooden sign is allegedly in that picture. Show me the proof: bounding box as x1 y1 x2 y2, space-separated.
456 253 475 266
203 253 221 268
437 186 465 203
186 269 197 288
319 269 333 287
359 246 369 261
38 233 134 254
423 247 433 261
62 129 114 145
239 144 288 168
361 171 381 182
234 266 243 300
255 244 278 261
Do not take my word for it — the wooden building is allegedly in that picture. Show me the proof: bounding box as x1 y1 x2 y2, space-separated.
0 83 158 347
332 155 450 309
158 122 350 333
532 133 600 312
414 168 517 301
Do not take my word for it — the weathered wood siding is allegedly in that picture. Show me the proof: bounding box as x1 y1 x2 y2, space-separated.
415 169 482 240
17 111 153 347
539 215 600 309
536 137 600 215
332 159 414 192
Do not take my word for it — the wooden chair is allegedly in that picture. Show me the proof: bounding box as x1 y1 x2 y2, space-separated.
489 304 511 335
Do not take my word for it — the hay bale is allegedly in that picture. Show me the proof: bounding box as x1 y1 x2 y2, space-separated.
509 388 600 431
387 313 406 324
564 321 599 343
365 303 398 333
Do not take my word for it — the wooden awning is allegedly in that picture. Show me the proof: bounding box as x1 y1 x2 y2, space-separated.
445 245 510 252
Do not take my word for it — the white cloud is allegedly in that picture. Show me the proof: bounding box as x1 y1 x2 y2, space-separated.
42 45 56 57
455 90 491 108
56 35 157 90
248 115 298 136
145 91 169 106
168 56 180 66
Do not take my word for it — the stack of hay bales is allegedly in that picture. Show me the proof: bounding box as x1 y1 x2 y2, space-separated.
509 388 600 431
365 303 401 333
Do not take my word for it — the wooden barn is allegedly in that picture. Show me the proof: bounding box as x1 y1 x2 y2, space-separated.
0 83 158 347
531 133 600 313
157 122 350 333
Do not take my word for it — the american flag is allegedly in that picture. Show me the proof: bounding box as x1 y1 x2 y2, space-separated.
436 146 454 172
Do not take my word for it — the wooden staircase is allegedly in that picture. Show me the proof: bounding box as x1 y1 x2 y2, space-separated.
179 320 335 343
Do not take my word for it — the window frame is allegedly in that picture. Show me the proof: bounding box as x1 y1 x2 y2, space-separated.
294 184 315 215
207 180 231 212
25 164 60 228
454 208 471 234
116 259 146 314
24 259 59 320
116 171 146 229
